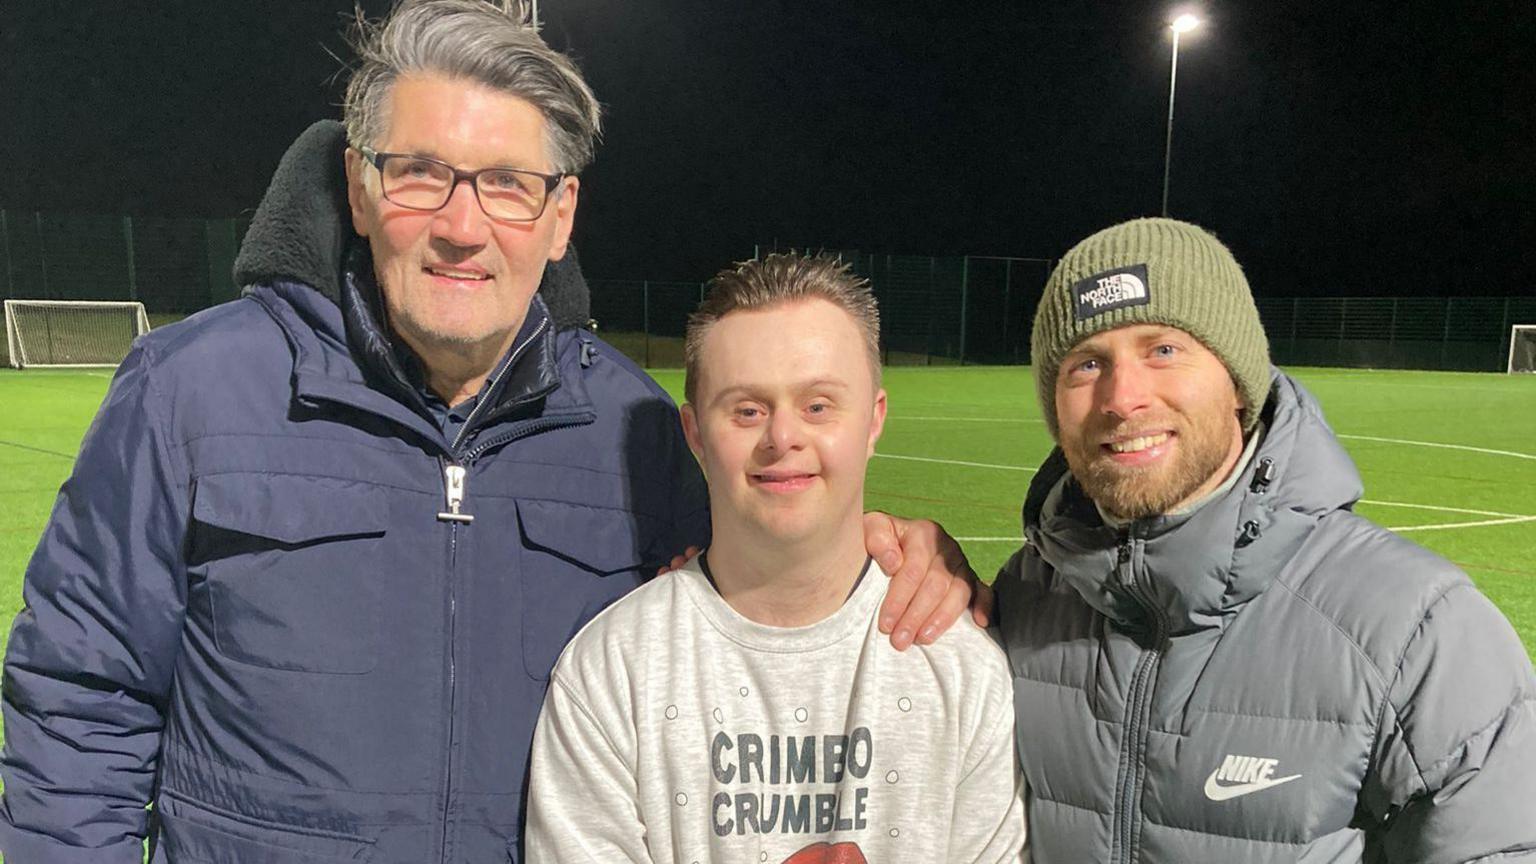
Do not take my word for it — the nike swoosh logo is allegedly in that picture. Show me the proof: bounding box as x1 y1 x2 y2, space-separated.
1203 770 1302 801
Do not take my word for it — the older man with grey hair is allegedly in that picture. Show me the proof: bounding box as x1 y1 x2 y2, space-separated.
0 3 975 862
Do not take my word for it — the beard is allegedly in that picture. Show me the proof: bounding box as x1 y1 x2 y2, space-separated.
1060 398 1243 521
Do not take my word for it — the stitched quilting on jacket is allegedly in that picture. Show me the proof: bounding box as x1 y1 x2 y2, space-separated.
997 371 1536 864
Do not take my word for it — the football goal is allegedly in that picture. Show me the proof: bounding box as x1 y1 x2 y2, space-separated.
3 299 151 369
1510 325 1536 374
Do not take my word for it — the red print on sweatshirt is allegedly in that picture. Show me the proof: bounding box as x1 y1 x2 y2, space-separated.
780 841 869 864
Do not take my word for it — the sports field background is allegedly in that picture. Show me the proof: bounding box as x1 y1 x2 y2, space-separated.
1 364 1533 685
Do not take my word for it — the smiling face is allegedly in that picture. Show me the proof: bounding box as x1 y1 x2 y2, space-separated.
344 73 578 367
681 298 887 549
1054 324 1246 520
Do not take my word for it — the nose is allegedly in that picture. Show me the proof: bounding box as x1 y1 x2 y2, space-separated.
760 409 805 454
431 179 491 247
1099 359 1154 421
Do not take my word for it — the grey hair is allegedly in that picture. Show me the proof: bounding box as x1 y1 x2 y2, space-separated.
343 0 602 174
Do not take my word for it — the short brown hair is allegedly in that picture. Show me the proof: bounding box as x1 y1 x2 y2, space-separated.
684 254 882 403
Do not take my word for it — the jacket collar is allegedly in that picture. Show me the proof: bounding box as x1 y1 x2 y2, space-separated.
233 119 592 445
248 252 578 451
338 239 569 428
1023 371 1363 636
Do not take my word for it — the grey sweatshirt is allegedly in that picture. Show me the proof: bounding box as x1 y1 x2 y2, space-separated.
527 557 1027 863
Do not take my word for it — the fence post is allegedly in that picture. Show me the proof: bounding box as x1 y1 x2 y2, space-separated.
1289 297 1299 360
926 256 936 366
1388 297 1397 348
124 216 138 301
34 212 50 299
642 281 651 369
1 209 12 298
1499 297 1512 368
1338 297 1348 359
1440 297 1453 369
958 256 969 365
1003 257 1014 363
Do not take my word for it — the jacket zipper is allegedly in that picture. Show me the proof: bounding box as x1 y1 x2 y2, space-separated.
1110 534 1166 864
434 317 547 863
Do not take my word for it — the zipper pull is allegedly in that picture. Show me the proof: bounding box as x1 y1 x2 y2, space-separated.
437 463 474 524
1116 540 1134 587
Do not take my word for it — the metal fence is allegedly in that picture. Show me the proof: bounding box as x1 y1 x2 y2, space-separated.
0 210 251 316
4 210 1532 372
589 253 1055 368
1257 296 1536 372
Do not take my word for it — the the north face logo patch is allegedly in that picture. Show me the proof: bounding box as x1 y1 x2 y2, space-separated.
1073 264 1150 320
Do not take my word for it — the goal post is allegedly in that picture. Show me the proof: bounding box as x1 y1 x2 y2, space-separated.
3 299 152 369
1509 325 1536 374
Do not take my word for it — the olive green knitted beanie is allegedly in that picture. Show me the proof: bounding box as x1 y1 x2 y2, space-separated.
1031 217 1271 438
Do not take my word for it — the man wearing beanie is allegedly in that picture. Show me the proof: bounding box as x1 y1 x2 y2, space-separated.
996 217 1536 863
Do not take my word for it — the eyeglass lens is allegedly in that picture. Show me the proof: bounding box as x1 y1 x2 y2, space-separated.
379 156 549 221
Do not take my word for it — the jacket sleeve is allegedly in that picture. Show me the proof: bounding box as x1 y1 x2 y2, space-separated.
1365 581 1536 863
525 671 654 863
667 405 710 554
0 344 190 864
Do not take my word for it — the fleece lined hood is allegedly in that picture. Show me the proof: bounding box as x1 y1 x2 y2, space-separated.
232 119 591 329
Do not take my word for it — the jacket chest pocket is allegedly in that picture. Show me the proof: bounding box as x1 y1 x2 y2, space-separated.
152 793 375 863
188 472 387 675
516 498 661 681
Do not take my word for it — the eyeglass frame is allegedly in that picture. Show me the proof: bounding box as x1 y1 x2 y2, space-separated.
356 146 568 223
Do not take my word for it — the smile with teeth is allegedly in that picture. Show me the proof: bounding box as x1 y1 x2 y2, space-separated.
1106 432 1170 454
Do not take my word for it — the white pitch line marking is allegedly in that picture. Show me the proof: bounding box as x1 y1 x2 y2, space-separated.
1390 516 1536 533
873 452 1037 473
961 516 1536 540
889 415 1536 462
1338 434 1535 461
874 452 1535 532
890 415 1045 424
1359 499 1526 519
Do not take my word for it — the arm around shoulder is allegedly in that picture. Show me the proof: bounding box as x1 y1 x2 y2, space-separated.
1365 581 1536 862
1 344 192 863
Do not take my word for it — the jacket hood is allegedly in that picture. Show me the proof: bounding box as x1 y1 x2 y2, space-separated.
1022 370 1363 635
232 119 591 329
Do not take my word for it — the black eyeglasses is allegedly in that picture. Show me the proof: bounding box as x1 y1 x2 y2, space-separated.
358 147 566 223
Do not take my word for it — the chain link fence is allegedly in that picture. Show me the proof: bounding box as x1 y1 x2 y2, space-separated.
590 252 1054 368
4 210 1532 372
1257 296 1536 372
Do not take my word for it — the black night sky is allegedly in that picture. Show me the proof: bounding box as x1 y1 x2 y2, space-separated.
2 0 1533 298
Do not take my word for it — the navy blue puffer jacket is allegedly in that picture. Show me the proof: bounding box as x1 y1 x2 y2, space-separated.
0 121 710 863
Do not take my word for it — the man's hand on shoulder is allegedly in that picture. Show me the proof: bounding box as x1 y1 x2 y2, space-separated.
863 511 994 650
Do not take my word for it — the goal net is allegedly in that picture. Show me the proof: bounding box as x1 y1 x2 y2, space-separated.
4 300 151 368
1510 325 1536 374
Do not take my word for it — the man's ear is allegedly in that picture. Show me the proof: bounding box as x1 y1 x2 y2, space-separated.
867 388 888 457
547 175 580 262
680 402 704 464
344 147 371 238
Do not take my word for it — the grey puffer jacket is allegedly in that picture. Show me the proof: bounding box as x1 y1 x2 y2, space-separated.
996 371 1536 863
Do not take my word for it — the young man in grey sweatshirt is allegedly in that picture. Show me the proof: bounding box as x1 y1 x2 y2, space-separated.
527 254 1027 864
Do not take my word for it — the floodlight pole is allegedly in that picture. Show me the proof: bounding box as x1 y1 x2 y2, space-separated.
1161 14 1201 217
1161 29 1182 217
531 0 540 28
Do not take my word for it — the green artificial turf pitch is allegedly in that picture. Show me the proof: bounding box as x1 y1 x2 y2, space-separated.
2 365 1533 676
